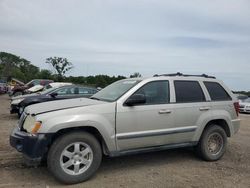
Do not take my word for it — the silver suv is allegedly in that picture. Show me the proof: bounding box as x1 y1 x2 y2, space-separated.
10 73 240 184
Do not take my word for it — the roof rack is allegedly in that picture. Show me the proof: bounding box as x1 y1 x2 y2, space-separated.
153 72 216 79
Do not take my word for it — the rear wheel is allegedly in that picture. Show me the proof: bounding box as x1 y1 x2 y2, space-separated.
47 131 102 184
196 125 227 161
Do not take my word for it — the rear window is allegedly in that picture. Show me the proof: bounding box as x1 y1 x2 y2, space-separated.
174 81 205 103
204 82 232 101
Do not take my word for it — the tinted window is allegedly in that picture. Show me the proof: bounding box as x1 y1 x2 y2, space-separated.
78 87 95 95
204 82 231 101
56 87 74 95
174 81 205 103
133 81 169 105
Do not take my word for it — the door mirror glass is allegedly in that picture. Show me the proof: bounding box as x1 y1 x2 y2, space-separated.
125 94 146 106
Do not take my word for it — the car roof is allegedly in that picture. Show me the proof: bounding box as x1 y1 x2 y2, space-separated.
124 76 218 83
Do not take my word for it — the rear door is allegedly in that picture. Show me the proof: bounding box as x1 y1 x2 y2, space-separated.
203 81 235 118
170 80 212 143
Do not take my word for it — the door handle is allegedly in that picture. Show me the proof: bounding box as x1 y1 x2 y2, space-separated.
158 109 172 114
199 107 210 111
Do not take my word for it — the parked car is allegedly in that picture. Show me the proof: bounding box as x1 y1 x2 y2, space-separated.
239 98 250 113
24 82 72 95
10 73 240 184
9 79 53 97
44 82 72 89
0 83 7 94
11 85 98 116
10 82 73 109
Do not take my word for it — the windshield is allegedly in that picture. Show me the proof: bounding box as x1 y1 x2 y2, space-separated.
91 79 141 102
243 98 250 103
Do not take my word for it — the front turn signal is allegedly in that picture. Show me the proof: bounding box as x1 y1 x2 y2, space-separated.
31 121 42 134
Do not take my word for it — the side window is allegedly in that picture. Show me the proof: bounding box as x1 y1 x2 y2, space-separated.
204 82 232 101
174 81 205 103
33 80 40 86
56 88 74 95
133 81 169 105
78 88 91 95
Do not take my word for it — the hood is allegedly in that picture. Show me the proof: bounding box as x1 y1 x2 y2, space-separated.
11 93 39 100
27 85 44 92
239 102 250 106
25 97 106 115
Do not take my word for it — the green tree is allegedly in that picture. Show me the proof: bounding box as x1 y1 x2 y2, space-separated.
46 57 73 81
38 69 53 79
0 52 38 82
130 72 142 78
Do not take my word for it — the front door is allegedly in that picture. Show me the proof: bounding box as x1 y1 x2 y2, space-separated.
116 80 175 151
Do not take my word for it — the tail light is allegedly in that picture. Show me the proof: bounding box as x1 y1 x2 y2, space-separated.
234 102 239 117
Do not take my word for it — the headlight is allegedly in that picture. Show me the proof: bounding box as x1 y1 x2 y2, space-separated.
23 115 42 134
12 98 24 105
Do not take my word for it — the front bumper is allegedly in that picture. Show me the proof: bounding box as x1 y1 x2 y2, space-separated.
9 126 53 163
239 108 250 113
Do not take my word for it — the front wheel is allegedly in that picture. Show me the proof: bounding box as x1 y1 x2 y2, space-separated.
196 125 227 161
47 131 102 184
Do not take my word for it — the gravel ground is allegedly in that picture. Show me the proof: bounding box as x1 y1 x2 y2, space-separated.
0 94 250 188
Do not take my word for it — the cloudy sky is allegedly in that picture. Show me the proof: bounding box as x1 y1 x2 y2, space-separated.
0 0 250 90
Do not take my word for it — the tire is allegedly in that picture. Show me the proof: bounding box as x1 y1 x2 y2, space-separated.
196 125 227 161
47 131 102 184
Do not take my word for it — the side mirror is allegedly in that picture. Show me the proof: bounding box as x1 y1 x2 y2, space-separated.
125 94 146 106
50 92 58 98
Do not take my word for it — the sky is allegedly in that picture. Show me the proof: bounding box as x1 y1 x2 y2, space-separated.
0 0 250 90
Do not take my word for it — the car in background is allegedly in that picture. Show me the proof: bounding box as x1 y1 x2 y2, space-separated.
239 98 250 114
44 82 72 89
11 85 98 116
10 79 53 97
236 94 248 102
11 82 73 103
24 82 72 94
0 83 7 94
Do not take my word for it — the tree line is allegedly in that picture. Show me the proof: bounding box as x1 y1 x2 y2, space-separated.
0 52 142 88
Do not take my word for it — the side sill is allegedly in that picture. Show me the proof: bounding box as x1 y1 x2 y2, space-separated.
108 142 198 157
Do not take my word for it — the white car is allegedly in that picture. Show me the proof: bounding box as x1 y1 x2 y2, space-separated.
27 85 44 93
239 98 250 113
10 73 240 184
45 82 72 89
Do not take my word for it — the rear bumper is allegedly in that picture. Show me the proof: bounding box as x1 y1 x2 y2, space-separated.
9 127 53 163
231 119 240 135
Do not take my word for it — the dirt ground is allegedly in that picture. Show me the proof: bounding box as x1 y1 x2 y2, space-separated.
0 94 249 188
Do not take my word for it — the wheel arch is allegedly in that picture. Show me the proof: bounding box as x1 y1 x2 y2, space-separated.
204 119 231 137
50 126 110 155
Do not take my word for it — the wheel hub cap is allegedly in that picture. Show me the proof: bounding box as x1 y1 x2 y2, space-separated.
60 142 93 175
207 133 223 155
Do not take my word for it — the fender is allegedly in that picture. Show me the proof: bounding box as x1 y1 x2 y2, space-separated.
37 112 117 152
192 109 232 142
